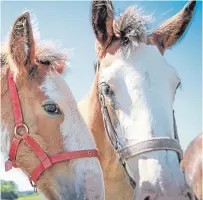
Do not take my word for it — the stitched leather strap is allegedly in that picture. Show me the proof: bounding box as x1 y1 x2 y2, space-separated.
8 71 23 128
119 137 183 161
31 149 99 183
8 137 21 161
22 133 52 167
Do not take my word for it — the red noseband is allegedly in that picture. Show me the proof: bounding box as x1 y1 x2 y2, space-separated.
5 70 100 190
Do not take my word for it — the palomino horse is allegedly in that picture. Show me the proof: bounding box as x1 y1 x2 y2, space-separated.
1 12 105 200
181 134 202 200
79 0 197 200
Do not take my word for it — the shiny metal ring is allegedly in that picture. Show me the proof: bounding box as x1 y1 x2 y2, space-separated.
14 124 29 136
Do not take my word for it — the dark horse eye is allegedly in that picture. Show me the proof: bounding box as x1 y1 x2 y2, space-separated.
104 86 110 94
104 85 113 96
39 60 51 65
43 103 62 115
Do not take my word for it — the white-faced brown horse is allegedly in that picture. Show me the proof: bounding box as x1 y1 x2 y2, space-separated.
181 133 202 200
79 1 197 200
1 12 105 200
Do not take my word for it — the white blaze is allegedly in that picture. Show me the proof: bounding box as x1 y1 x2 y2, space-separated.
41 71 105 199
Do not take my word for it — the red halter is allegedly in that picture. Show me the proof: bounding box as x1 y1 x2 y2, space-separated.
5 70 100 190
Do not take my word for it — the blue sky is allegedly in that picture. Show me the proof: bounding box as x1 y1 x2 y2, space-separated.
1 1 202 192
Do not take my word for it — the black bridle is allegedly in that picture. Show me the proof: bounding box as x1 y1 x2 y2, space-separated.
98 80 183 189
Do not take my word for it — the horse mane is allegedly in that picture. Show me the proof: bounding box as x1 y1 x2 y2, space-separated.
35 41 68 74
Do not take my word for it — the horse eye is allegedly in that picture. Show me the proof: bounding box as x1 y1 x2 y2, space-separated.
104 85 113 96
39 60 51 65
43 103 62 115
123 37 129 46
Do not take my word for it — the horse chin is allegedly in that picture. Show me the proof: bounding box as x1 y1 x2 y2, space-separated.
40 175 104 200
40 159 104 200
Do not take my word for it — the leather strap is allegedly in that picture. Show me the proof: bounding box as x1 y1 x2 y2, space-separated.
8 137 21 161
99 92 120 150
8 71 23 128
118 137 183 161
31 149 99 183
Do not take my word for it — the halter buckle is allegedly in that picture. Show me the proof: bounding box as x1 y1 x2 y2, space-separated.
14 124 29 136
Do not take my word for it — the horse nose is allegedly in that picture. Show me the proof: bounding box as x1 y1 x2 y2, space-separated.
138 184 195 200
141 192 158 200
183 189 196 200
140 191 195 200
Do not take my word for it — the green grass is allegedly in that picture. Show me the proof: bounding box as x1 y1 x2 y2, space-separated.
17 194 40 200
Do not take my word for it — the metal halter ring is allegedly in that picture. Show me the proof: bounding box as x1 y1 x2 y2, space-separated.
14 124 29 136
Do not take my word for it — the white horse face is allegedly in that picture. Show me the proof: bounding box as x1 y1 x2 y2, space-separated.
92 0 196 199
99 43 187 199
99 43 180 144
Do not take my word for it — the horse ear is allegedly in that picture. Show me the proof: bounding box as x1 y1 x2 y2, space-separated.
9 12 35 73
91 0 114 47
147 0 196 55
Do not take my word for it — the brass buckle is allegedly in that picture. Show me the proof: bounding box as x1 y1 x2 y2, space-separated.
14 124 29 137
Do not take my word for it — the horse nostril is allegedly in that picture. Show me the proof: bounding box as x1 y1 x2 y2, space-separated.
144 196 150 200
187 192 195 200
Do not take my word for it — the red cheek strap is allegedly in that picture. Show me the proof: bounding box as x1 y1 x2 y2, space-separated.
31 149 100 183
6 128 100 184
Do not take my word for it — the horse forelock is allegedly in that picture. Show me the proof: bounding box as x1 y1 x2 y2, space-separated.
113 6 151 45
1 40 68 75
93 5 152 73
35 41 68 74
